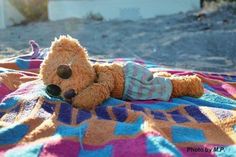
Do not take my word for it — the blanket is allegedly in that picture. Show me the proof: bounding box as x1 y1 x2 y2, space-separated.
0 44 236 157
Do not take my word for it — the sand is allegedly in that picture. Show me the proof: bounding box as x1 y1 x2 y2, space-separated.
0 4 236 72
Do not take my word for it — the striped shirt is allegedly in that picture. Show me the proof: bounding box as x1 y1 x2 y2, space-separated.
122 62 172 101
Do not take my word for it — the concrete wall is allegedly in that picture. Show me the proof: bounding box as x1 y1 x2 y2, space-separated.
49 0 200 21
0 0 25 29
0 0 5 29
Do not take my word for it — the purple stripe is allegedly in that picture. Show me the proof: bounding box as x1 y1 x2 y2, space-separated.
40 139 80 157
147 85 156 98
29 60 42 69
137 73 146 98
127 65 139 98
0 84 11 101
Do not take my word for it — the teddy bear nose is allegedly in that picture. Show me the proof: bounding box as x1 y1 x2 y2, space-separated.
57 64 72 79
46 84 61 97
63 89 76 99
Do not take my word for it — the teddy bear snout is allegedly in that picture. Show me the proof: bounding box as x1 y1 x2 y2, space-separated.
63 89 76 100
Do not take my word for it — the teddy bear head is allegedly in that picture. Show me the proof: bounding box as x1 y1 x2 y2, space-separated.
39 35 96 102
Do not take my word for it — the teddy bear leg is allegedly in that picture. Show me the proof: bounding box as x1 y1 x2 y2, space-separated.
170 75 204 98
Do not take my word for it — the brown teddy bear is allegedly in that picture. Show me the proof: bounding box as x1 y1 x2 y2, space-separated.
40 35 204 110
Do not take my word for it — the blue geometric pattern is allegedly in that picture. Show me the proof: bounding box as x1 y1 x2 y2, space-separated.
42 101 55 114
168 110 190 123
0 97 19 110
95 106 111 120
131 104 145 112
5 144 43 157
112 107 127 122
171 126 206 143
0 111 5 118
58 103 72 124
146 135 182 157
114 116 143 136
102 98 125 107
151 111 168 121
184 106 211 123
0 124 29 145
77 110 92 124
133 102 183 111
55 122 88 140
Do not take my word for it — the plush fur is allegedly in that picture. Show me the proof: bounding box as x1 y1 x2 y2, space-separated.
40 35 204 110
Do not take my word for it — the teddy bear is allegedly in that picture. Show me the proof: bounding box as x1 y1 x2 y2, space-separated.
39 35 204 110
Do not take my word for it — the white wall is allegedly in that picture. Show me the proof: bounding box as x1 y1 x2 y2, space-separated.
4 0 25 26
0 0 5 29
49 0 200 21
0 0 25 29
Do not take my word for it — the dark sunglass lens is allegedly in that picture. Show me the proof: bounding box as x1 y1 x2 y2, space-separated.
46 84 61 97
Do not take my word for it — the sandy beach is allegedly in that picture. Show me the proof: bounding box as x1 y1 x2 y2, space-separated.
0 4 236 72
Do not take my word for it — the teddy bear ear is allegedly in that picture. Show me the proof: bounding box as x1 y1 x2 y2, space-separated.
49 35 88 59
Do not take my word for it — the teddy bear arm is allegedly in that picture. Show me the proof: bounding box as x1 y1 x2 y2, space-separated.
73 71 115 110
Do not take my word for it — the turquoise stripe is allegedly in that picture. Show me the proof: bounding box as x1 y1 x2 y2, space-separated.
146 135 182 157
16 58 30 70
55 122 88 138
129 64 141 99
171 126 206 143
5 144 43 157
137 71 148 98
102 98 126 107
0 97 19 110
137 102 183 110
122 62 132 100
0 124 29 145
137 67 153 100
114 116 143 135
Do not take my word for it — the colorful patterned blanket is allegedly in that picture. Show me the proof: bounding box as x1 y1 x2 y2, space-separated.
0 44 236 157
